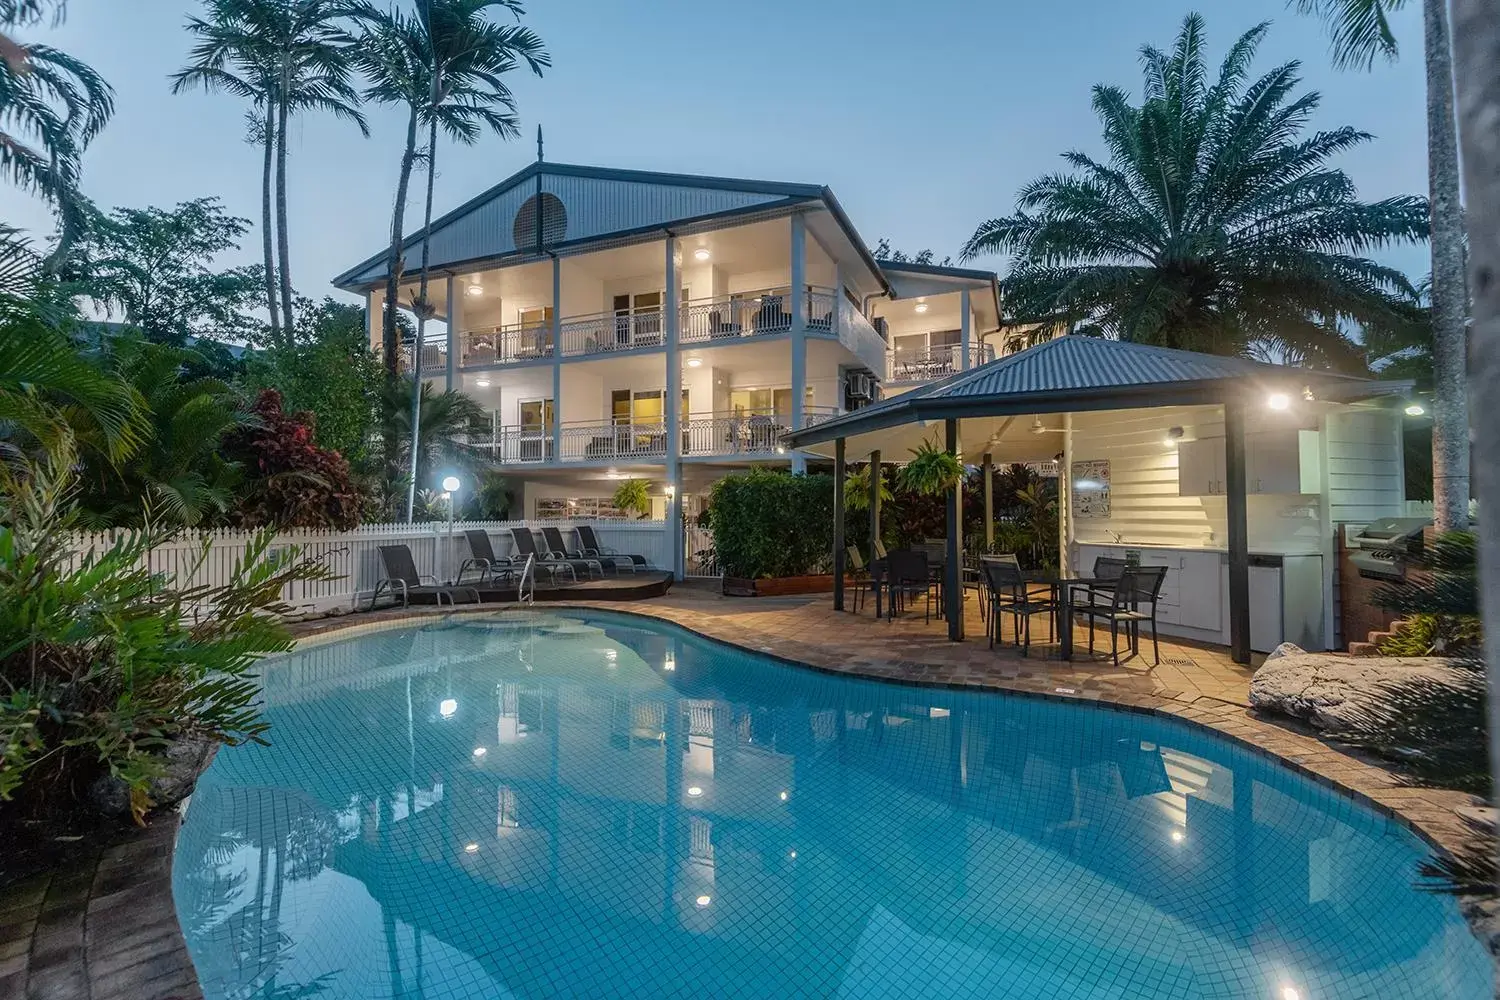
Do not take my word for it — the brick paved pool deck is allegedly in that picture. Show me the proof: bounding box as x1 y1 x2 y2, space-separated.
4 585 1489 998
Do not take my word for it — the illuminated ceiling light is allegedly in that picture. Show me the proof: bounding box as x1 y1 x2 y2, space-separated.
695 895 712 907
464 842 479 854
465 279 484 297
693 247 711 261
472 746 488 758
687 786 704 797
914 299 929 314
778 790 789 802
685 357 703 368
1170 829 1185 844
1267 392 1291 411
1404 402 1426 416
439 698 458 718
475 378 491 388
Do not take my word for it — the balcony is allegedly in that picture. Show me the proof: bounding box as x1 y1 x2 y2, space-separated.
467 408 842 465
887 343 995 383
454 286 887 369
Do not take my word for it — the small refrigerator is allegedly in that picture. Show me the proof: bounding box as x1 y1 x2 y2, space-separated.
1248 554 1325 652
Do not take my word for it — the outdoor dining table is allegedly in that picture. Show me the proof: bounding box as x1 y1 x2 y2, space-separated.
1018 573 1115 660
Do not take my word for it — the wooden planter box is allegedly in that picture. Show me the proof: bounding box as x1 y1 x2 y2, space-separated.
722 574 835 597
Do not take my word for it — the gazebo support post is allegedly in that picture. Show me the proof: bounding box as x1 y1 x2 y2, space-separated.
833 437 846 611
1224 400 1251 664
945 419 964 640
868 449 881 565
982 452 993 549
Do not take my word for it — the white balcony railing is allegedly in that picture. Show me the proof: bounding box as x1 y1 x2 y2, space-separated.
888 343 995 382
460 321 553 366
468 408 842 464
455 285 879 366
560 310 663 357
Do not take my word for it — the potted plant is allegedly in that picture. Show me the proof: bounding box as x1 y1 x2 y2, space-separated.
898 439 964 495
612 478 653 519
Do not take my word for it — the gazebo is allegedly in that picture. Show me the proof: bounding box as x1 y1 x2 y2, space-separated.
784 337 1410 664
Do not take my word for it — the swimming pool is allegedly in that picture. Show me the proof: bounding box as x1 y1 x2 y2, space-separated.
173 610 1490 999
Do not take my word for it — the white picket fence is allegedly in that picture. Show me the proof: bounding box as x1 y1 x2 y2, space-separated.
65 519 673 615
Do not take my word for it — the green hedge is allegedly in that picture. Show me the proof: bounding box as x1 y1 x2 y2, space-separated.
707 468 834 578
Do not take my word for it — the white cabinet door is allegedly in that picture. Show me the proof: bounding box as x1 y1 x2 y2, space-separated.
1177 438 1226 496
1175 551 1224 631
1249 565 1283 652
1245 429 1321 494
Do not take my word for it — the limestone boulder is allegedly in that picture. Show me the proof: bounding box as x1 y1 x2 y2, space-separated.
1249 653 1465 733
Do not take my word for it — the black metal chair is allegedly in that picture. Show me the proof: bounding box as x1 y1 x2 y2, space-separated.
846 545 876 614
508 527 579 583
886 549 935 622
1070 555 1128 609
369 545 479 609
459 529 524 586
983 559 1055 655
1076 565 1169 665
541 526 604 578
576 525 650 569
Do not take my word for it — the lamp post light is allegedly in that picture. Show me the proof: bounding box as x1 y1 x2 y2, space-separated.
442 475 461 582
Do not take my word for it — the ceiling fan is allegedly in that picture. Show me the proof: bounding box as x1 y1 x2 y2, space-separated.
1027 416 1065 436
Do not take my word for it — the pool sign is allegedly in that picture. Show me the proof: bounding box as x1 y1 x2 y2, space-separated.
1071 459 1111 518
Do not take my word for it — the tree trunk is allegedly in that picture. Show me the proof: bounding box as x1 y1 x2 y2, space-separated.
382 107 421 515
1424 0 1471 531
1448 0 1500 874
382 107 420 381
260 102 281 346
404 110 441 523
275 97 296 335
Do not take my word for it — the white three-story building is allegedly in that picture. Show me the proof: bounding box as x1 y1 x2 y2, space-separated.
333 161 1004 543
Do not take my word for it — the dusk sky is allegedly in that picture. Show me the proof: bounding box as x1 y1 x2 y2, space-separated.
1 0 1432 304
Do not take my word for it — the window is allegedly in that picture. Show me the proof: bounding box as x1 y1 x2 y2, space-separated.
513 192 567 249
519 399 553 430
730 386 813 420
929 328 961 348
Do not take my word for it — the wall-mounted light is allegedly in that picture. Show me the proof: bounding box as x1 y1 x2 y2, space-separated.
693 247 711 262
664 484 677 497
1404 402 1426 416
1165 426 1185 447
1267 392 1290 411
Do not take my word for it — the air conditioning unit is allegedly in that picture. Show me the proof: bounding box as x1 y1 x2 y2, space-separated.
847 372 875 399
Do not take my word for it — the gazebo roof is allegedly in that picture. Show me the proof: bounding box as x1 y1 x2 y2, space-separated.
788 336 1406 454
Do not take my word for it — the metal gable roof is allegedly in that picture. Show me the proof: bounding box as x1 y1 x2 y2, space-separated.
786 336 1398 448
331 161 856 290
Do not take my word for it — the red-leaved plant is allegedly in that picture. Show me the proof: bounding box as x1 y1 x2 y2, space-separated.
225 389 362 529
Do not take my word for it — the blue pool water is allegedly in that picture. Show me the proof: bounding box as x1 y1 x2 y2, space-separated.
173 611 1491 999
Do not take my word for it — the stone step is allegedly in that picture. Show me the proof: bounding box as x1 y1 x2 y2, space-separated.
1347 641 1379 656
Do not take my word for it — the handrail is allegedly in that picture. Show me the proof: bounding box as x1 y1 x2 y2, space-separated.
887 343 995 382
517 552 535 605
470 408 844 463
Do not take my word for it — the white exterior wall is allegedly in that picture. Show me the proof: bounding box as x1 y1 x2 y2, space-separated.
461 368 555 425
1067 406 1326 554
1324 409 1405 523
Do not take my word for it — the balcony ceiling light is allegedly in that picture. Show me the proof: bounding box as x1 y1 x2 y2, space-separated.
465 281 484 297
475 378 491 388
914 300 929 314
685 357 703 368
693 247 711 261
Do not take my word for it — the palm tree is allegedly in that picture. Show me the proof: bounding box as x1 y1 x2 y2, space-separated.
172 0 367 340
962 15 1427 372
0 0 112 242
381 376 487 493
352 0 546 519
1289 0 1468 531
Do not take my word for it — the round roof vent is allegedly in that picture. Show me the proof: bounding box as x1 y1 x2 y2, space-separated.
513 192 567 249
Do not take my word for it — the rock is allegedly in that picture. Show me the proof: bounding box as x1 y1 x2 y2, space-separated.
1249 653 1465 733
1264 642 1305 662
87 737 220 818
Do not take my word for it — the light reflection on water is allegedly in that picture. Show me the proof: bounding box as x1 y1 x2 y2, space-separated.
173 612 1490 999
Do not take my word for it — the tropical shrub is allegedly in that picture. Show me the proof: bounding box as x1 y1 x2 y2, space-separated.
0 447 332 822
1337 531 1486 793
707 469 834 578
223 388 362 530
